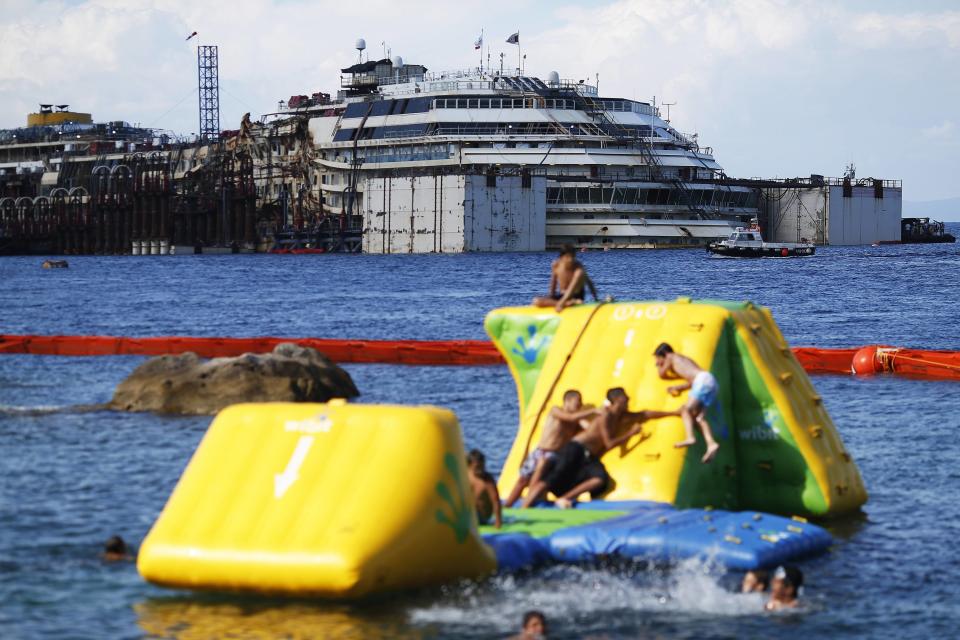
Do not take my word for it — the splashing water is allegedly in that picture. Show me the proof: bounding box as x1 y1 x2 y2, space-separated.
408 559 770 637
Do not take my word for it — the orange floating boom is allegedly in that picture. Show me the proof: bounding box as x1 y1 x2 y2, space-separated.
1 334 958 380
0 334 503 366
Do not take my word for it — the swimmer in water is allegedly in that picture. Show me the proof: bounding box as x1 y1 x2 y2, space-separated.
654 342 721 463
101 535 134 562
742 569 769 593
512 610 547 639
504 389 599 507
467 449 502 529
766 565 803 610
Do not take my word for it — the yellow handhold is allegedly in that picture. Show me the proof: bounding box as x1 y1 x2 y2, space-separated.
137 403 496 598
780 372 793 385
725 535 742 545
791 515 808 523
787 525 803 533
809 425 823 438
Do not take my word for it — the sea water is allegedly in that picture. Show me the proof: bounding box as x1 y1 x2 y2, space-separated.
1 232 959 638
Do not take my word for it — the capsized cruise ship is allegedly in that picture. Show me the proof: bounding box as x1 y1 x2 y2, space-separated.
2 41 898 256
275 43 759 252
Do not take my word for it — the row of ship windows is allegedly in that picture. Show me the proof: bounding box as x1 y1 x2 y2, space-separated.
332 123 654 142
433 98 576 110
547 187 760 208
342 97 652 119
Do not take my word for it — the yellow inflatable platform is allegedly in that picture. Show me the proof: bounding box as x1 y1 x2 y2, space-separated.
137 401 496 598
485 300 867 518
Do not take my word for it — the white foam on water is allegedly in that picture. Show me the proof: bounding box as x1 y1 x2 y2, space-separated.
0 404 71 416
408 559 767 634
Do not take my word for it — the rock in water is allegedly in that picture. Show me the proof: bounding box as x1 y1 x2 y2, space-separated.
109 343 359 415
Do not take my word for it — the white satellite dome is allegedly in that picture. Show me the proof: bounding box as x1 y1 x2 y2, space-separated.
391 55 403 68
355 38 366 51
547 71 560 86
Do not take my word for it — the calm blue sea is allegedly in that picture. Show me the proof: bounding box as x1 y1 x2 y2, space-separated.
2 229 959 639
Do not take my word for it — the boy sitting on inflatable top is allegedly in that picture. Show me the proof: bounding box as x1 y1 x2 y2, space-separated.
532 244 598 313
504 389 600 507
654 342 721 463
521 387 677 509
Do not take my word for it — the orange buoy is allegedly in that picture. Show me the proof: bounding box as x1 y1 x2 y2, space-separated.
851 346 878 375
851 345 885 375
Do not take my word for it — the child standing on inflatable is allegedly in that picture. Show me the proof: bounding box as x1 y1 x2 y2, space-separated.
654 343 721 463
467 450 502 529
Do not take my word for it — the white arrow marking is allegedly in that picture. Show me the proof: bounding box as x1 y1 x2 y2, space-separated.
624 329 635 348
274 435 314 499
613 357 624 378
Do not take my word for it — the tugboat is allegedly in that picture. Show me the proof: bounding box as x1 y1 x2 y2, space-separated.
901 217 956 244
708 225 815 258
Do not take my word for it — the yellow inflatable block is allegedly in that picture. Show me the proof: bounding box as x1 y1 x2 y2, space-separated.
138 401 496 598
486 300 867 517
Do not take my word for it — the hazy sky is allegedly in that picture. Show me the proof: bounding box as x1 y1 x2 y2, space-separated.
1 0 957 202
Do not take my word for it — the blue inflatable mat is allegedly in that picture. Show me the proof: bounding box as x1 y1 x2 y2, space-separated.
483 533 551 572
483 502 832 571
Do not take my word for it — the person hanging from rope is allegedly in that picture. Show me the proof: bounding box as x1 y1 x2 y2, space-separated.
532 244 598 313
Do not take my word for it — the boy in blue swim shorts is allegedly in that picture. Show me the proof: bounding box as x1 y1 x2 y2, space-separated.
654 342 720 463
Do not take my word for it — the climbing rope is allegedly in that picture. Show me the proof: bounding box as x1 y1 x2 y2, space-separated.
519 301 609 460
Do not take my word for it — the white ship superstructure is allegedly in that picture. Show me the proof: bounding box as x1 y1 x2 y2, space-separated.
0 45 901 256
277 50 759 252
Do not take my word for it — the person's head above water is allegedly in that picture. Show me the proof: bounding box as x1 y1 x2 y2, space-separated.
104 535 127 555
770 565 803 602
466 449 486 472
559 244 577 258
102 535 131 561
562 389 582 411
742 569 769 593
521 610 547 638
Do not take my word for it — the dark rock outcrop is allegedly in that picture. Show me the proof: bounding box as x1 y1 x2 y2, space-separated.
109 342 358 415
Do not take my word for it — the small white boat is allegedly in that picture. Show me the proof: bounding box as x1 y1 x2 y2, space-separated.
708 226 815 258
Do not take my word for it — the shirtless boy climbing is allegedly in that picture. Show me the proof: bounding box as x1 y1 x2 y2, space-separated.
533 244 598 313
521 387 677 509
504 389 598 507
654 342 721 463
